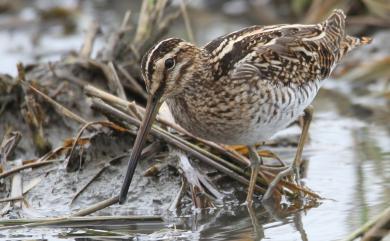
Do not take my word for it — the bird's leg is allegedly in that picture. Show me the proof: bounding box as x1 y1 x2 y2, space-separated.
291 106 313 182
246 145 261 205
263 106 314 201
247 205 265 240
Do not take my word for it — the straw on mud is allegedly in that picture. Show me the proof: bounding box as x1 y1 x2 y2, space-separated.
64 121 130 170
10 160 23 208
92 96 321 200
61 228 127 237
0 215 163 230
70 148 155 205
90 98 266 194
0 196 23 203
70 166 111 205
69 141 161 205
85 84 251 167
0 160 59 179
71 196 120 217
18 70 88 125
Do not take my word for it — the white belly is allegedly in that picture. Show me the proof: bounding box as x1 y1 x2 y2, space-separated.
167 80 321 145
232 81 321 144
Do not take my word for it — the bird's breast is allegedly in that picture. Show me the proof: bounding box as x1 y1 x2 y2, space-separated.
166 80 321 145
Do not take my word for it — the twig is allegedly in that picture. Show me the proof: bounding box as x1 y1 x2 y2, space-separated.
117 65 147 99
262 167 293 200
168 176 187 211
180 0 195 43
19 73 88 125
36 146 69 163
362 207 390 241
23 177 42 195
177 152 214 208
85 84 143 120
120 10 132 29
261 170 321 199
132 0 180 54
62 228 127 237
85 84 129 109
64 121 130 170
0 196 24 203
195 168 223 199
70 166 108 205
341 206 390 241
18 63 52 155
79 21 100 58
70 154 129 205
0 215 163 230
133 0 160 47
129 44 141 61
10 160 23 208
71 196 119 217
0 131 22 170
55 70 91 87
102 10 132 61
107 62 127 100
84 59 127 96
0 160 59 179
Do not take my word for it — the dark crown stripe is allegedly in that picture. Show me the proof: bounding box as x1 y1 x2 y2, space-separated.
143 38 183 81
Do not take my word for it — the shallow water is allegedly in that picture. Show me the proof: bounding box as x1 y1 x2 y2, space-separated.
1 1 389 240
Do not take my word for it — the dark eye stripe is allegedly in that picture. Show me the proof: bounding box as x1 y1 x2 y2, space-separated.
174 60 193 86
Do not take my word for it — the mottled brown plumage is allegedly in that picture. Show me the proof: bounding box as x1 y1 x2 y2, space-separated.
120 9 371 204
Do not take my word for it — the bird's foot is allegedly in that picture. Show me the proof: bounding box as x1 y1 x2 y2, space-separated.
262 162 304 202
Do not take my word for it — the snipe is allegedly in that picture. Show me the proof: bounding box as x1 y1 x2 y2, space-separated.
119 9 371 205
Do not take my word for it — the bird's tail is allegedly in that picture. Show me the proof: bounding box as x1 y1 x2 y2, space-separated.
324 9 372 57
323 9 346 40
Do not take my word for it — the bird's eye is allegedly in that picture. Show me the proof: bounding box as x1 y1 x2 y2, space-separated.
164 58 175 69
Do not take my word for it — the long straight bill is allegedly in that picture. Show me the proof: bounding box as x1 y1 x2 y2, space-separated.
119 95 161 204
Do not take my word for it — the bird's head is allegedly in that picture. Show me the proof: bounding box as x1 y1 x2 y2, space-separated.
119 38 202 203
141 38 202 102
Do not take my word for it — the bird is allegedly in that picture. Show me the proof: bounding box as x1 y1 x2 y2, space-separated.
119 9 371 205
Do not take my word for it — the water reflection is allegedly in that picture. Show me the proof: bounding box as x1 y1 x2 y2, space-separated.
0 1 389 240
349 127 390 230
175 202 312 241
